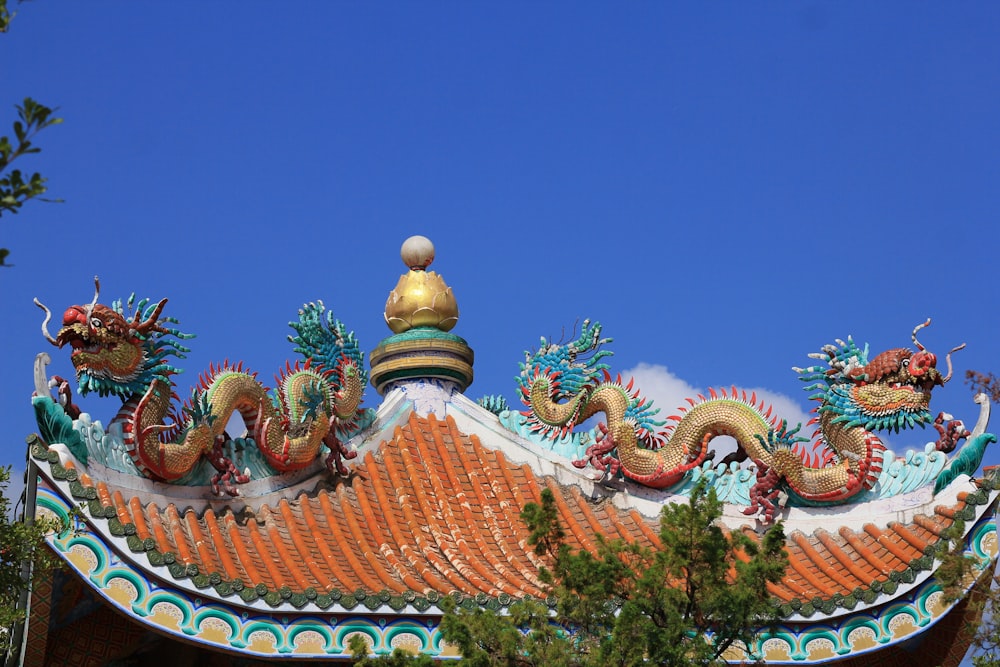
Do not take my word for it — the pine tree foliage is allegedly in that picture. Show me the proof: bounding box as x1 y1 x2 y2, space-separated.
352 480 788 666
530 479 788 666
935 518 1000 667
348 634 436 667
0 466 63 629
934 372 1000 667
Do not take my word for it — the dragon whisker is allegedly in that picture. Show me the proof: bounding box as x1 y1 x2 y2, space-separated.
33 298 58 345
85 275 101 322
942 343 966 384
911 318 931 351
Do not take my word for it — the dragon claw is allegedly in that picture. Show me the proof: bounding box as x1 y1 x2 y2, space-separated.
744 458 786 524
46 375 82 419
323 431 357 477
208 435 250 497
933 412 969 453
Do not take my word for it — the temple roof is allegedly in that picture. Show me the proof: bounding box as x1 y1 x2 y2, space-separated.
20 237 1000 664
30 391 1000 625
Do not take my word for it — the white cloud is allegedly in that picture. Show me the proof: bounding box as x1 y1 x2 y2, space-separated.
739 387 818 440
621 363 820 463
624 362 701 416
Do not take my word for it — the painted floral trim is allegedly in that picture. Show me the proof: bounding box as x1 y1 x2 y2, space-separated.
29 434 1000 618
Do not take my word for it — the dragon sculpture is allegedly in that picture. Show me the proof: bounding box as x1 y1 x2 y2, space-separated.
518 319 969 518
34 279 368 494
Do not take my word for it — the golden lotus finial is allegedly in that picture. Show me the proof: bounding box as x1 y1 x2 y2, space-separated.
384 236 459 333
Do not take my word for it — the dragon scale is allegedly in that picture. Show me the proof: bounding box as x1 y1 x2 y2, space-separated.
35 282 368 491
126 367 362 480
518 319 968 513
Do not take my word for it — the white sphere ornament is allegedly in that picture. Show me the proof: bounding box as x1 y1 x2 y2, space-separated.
401 235 435 271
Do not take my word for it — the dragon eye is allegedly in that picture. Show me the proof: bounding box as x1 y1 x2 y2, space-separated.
90 318 103 329
901 359 909 368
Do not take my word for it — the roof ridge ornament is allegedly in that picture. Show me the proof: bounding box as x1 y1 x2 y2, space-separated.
384 235 459 334
371 236 474 396
31 282 372 493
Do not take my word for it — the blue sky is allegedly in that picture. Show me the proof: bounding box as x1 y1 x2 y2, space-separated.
1 3 999 649
4 2 999 481
2 3 998 663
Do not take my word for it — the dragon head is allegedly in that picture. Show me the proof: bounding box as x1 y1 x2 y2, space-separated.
517 319 614 405
517 319 667 446
797 319 964 433
287 300 369 433
35 278 192 399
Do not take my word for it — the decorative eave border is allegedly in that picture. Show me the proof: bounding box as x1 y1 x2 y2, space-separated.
29 424 1000 623
756 515 998 663
34 483 455 660
777 475 1000 621
32 461 1000 662
31 465 517 617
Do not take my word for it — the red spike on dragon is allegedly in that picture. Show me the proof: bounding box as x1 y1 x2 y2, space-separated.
33 278 368 496
514 319 974 521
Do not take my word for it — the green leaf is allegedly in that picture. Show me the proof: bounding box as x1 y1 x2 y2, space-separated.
0 97 62 224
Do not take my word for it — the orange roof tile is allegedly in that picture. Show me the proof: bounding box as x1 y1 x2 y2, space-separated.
29 412 997 616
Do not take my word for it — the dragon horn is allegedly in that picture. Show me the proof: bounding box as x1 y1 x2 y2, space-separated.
134 298 168 335
33 298 58 345
942 343 966 384
85 275 101 321
911 318 932 351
